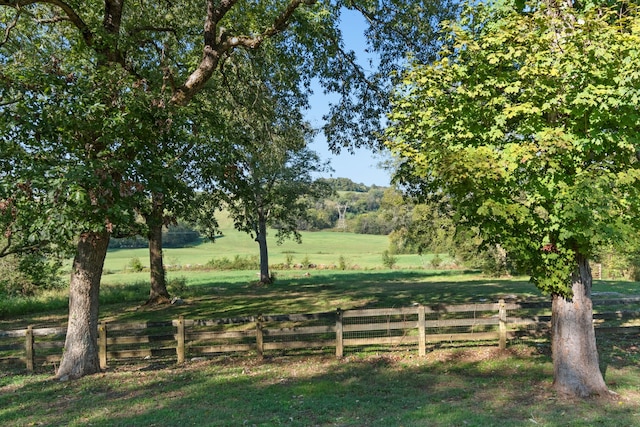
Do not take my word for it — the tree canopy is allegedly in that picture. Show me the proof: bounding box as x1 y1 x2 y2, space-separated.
386 0 640 397
0 0 458 380
388 0 640 296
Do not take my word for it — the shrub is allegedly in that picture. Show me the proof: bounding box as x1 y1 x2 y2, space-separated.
205 255 259 270
128 257 144 272
338 255 348 271
300 255 311 267
0 254 65 297
382 250 397 269
430 254 443 269
285 254 294 267
167 276 188 295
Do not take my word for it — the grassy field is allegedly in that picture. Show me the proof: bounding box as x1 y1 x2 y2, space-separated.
1 336 639 426
2 229 640 426
101 215 444 273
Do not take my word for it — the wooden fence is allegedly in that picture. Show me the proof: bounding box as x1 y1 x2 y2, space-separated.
2 298 639 373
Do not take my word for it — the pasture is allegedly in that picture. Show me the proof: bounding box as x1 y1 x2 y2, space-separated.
2 230 640 426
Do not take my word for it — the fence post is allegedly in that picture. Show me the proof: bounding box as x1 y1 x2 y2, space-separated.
418 305 426 357
25 326 34 373
336 308 343 358
176 316 185 364
256 315 264 359
99 322 107 370
499 299 507 350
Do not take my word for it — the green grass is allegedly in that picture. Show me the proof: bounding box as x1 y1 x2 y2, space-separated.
1 269 545 328
2 230 640 426
1 344 639 426
101 229 445 273
3 266 638 328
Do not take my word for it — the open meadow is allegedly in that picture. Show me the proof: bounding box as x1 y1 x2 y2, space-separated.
2 229 640 426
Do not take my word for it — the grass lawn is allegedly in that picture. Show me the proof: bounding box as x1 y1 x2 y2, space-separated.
101 229 446 273
2 233 640 426
1 342 639 426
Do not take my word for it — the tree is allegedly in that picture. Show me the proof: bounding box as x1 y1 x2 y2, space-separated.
1 0 457 379
134 115 200 305
221 142 331 284
387 0 640 397
202 68 332 283
1 0 324 380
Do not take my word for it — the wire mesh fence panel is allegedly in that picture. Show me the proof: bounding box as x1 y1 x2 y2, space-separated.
261 312 336 356
342 308 421 355
422 304 502 348
0 328 29 369
101 321 177 366
506 302 551 346
185 316 258 358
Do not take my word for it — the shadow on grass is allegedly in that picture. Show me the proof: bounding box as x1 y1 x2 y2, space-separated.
2 345 638 427
129 270 544 323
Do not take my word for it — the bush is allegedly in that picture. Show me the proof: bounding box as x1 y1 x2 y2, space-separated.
205 255 259 270
285 254 294 267
0 254 65 297
167 276 188 295
128 257 145 272
300 255 311 267
382 250 397 269
430 254 443 269
338 255 348 271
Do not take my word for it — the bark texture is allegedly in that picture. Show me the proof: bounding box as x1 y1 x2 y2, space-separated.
56 231 110 380
256 211 271 284
148 220 170 304
146 194 170 304
551 253 609 397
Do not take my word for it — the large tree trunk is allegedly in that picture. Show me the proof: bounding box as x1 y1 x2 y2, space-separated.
147 219 170 304
56 231 110 381
551 253 609 397
256 214 271 284
146 194 170 304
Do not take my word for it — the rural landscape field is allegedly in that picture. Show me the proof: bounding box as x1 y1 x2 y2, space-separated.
2 221 640 426
4 0 640 425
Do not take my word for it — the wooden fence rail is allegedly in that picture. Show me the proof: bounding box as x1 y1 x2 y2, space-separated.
2 298 639 374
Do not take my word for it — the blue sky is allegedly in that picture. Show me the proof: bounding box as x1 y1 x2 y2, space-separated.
306 10 392 187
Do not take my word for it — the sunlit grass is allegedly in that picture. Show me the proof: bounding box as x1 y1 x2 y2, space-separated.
1 346 638 427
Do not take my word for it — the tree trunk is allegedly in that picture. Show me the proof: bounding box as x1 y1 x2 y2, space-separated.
146 193 170 305
551 253 609 397
256 214 271 284
56 231 110 381
147 220 170 304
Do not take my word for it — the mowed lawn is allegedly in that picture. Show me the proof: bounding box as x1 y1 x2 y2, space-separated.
2 227 640 426
102 230 437 273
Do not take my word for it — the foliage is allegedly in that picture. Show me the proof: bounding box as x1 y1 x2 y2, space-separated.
127 257 145 273
205 255 260 271
381 249 398 269
316 177 370 192
109 223 201 249
430 254 443 269
338 255 348 270
387 0 640 296
166 275 189 296
0 253 65 296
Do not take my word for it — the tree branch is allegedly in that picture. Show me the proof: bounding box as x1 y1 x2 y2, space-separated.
171 0 314 106
0 6 21 47
0 0 95 47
